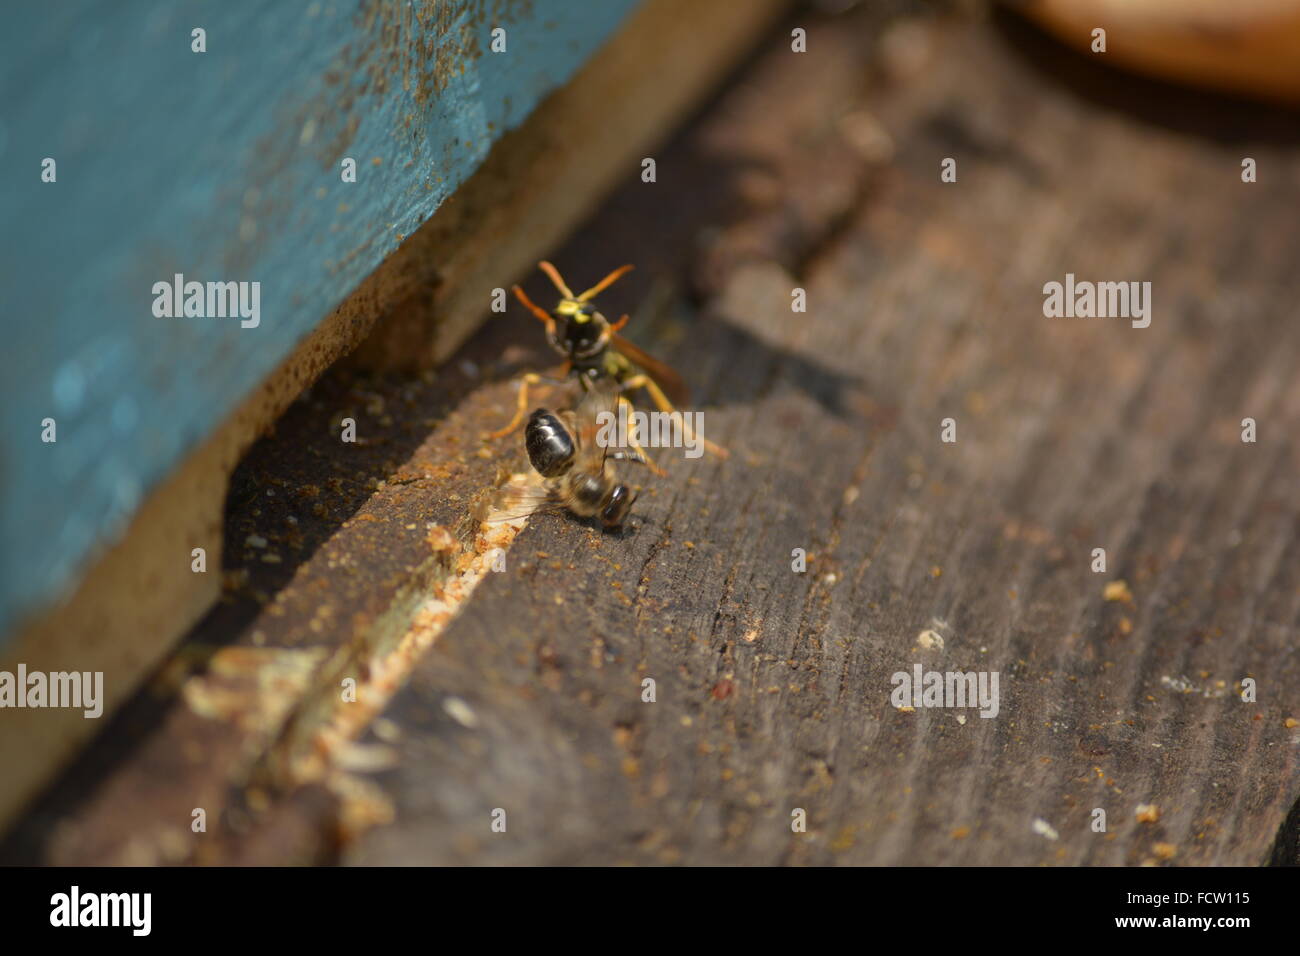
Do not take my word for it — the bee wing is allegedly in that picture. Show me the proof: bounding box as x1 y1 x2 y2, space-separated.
571 378 621 474
483 478 559 523
611 333 691 407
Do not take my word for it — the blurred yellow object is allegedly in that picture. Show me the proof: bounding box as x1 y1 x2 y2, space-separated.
1021 0 1300 103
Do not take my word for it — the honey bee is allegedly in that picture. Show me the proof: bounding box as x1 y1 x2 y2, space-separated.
486 379 647 530
488 261 727 464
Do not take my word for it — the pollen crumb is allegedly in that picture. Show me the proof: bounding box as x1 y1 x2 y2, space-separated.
1104 579 1133 604
917 629 944 651
426 524 455 552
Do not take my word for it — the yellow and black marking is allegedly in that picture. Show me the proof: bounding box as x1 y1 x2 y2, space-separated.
489 260 728 464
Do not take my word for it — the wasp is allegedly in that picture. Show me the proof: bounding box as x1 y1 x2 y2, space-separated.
488 261 727 466
487 379 647 530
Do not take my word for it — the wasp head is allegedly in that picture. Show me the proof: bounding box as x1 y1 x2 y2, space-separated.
555 297 596 324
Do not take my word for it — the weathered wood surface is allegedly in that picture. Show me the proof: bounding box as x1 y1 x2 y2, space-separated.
349 10 1300 866
0 0 788 832
5 6 1299 865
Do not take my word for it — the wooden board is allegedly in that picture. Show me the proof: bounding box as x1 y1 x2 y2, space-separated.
0 0 789 831
4 5 1298 866
348 9 1300 866
0 0 790 837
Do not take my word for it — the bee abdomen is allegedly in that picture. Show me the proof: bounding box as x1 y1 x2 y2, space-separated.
525 409 574 477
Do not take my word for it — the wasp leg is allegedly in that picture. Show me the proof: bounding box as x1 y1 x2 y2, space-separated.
609 451 650 467
484 373 542 440
484 372 566 440
621 374 730 460
615 394 666 477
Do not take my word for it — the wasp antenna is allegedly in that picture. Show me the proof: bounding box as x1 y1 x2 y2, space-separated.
538 261 575 298
577 264 634 302
609 313 630 332
512 285 556 328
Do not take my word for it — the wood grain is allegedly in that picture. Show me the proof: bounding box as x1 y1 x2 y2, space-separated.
348 10 1300 866
0 0 788 832
5 6 1298 866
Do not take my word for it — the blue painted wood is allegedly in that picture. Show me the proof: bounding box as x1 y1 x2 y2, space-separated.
0 0 640 640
